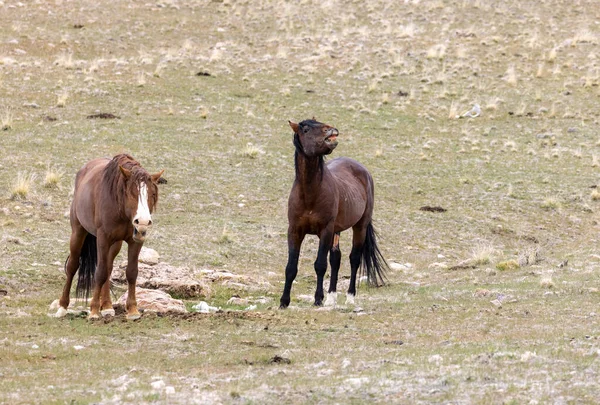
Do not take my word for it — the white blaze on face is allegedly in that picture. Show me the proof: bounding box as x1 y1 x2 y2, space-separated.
133 182 152 226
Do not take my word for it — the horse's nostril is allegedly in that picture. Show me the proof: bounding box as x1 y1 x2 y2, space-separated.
148 220 152 226
134 219 139 225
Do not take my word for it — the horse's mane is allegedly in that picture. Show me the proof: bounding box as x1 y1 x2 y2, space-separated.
293 120 325 180
102 154 158 217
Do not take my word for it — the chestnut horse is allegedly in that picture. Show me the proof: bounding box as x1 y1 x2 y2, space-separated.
55 154 163 320
279 119 388 309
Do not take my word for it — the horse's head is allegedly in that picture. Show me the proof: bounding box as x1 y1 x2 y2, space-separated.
289 119 339 157
119 166 164 243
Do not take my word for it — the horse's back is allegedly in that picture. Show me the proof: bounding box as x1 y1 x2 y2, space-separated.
327 157 373 189
72 157 111 235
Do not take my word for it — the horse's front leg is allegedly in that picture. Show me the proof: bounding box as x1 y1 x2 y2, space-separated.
280 228 305 309
314 226 335 306
125 241 143 320
100 241 123 317
89 234 111 319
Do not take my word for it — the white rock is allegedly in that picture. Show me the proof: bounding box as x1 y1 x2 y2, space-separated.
460 103 481 118
151 380 165 390
165 386 175 395
192 301 210 313
191 302 218 313
49 299 60 311
73 345 85 351
138 247 160 265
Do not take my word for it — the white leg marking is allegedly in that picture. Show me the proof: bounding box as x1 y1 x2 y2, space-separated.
88 313 100 320
345 293 355 306
126 313 141 321
101 308 115 317
55 307 68 318
324 292 338 307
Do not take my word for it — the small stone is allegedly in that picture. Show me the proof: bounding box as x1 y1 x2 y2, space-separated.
151 380 165 390
192 301 210 313
490 299 502 308
138 247 160 265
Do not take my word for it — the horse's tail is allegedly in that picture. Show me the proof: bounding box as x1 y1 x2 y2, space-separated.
360 222 388 287
75 234 97 300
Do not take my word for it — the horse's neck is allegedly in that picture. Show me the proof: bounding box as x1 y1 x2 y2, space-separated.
295 153 329 203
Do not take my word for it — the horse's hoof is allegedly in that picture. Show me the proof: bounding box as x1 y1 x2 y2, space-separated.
324 292 337 307
313 301 323 307
345 293 356 306
88 313 100 320
279 298 290 309
126 313 141 321
55 307 68 318
101 308 115 317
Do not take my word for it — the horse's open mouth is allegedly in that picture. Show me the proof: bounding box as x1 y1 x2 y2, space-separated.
324 129 339 145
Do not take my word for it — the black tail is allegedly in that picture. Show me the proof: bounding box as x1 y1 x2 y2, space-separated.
360 223 388 287
75 234 97 300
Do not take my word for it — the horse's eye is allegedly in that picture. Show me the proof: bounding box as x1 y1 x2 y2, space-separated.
303 127 310 134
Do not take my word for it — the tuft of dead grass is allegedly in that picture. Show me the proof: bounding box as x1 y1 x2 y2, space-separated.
1 108 13 130
44 166 63 188
10 172 35 200
470 242 499 265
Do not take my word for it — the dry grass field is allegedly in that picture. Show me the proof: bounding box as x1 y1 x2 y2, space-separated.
1 0 600 403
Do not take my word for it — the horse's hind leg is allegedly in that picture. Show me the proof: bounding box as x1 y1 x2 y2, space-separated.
324 232 341 307
57 226 87 317
347 226 367 306
100 241 122 317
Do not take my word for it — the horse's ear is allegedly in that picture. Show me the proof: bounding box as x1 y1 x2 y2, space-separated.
151 169 165 184
289 121 299 134
119 165 132 179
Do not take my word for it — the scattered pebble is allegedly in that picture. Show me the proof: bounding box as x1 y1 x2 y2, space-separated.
151 380 165 390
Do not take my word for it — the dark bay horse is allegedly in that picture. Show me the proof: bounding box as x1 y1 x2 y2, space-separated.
55 154 163 320
280 119 388 309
